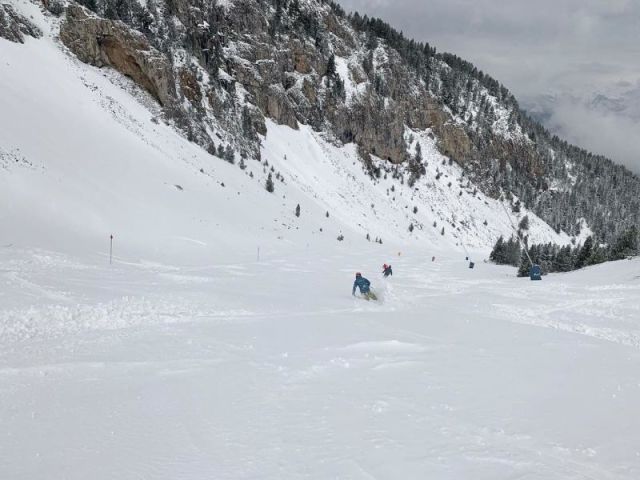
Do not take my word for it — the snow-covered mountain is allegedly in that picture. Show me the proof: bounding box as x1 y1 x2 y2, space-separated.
2 0 638 261
1 0 582 263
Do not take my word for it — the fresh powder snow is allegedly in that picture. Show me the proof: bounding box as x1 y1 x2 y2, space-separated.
1 2 639 479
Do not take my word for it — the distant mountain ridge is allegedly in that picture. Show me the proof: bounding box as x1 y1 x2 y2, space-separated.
524 83 640 125
521 84 640 182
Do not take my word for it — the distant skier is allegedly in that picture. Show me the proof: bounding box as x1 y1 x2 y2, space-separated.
382 263 393 277
352 272 377 300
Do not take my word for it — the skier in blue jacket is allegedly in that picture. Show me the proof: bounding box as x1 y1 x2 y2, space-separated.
352 272 377 300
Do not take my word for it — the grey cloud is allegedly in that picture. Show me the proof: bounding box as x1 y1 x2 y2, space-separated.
545 100 640 173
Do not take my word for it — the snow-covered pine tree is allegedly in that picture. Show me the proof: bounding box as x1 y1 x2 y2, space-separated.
265 173 274 193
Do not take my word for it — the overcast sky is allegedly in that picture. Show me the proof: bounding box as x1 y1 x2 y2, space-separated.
338 0 640 173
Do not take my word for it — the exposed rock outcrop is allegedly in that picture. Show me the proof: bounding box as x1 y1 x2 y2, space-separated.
57 0 453 166
0 3 41 43
435 124 473 164
332 97 408 164
179 68 202 106
60 4 174 107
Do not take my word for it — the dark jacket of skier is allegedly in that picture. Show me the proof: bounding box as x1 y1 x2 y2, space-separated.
382 264 393 277
352 273 371 295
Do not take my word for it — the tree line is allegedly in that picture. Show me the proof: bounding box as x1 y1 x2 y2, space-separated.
490 226 639 276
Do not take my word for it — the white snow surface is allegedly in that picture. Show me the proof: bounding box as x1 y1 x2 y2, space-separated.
1 4 639 479
1 246 640 479
334 56 367 104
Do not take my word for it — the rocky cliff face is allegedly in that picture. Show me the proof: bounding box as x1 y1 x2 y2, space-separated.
58 0 483 168
0 3 41 43
44 0 640 241
61 4 174 106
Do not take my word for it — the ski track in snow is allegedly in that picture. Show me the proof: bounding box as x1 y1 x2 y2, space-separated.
1 247 640 479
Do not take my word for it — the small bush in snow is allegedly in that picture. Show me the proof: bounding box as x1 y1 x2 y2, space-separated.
512 200 521 213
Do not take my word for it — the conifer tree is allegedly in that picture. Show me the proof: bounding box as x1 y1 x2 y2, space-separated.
609 226 639 260
224 145 235 164
265 173 275 193
574 236 593 269
326 54 336 77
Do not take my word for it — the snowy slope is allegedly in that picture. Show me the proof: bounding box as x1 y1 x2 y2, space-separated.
1 244 640 479
0 8 315 262
263 121 571 250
